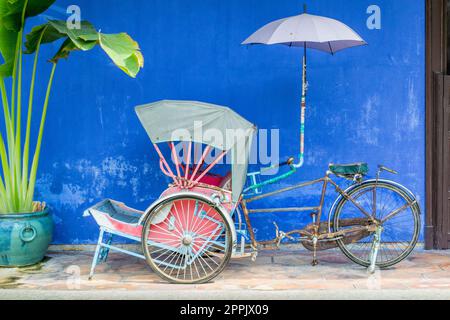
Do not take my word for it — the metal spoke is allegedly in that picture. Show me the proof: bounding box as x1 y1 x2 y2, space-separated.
191 206 215 235
152 217 183 238
189 202 208 235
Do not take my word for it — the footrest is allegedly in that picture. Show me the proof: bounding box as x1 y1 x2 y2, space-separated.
84 199 144 238
231 252 254 259
85 199 143 224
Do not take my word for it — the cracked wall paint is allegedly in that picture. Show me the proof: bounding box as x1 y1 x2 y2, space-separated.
355 95 381 146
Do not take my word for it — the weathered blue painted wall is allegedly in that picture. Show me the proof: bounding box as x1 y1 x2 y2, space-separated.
25 0 424 244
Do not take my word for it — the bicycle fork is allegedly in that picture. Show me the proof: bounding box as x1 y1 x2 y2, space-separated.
368 225 383 274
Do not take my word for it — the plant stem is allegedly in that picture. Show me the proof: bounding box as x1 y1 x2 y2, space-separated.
22 27 46 201
0 133 12 212
26 63 57 206
6 0 28 211
0 79 14 212
8 30 24 211
10 0 29 211
5 32 21 193
10 33 20 141
14 42 23 205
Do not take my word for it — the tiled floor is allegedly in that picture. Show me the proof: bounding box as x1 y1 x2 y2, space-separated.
0 247 449 299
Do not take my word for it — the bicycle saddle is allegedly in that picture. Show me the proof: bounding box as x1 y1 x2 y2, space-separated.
328 162 369 180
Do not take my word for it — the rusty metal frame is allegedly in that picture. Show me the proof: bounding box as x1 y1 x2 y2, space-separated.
240 172 378 250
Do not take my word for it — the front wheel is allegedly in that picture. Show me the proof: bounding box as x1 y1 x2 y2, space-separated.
142 194 233 284
332 181 421 269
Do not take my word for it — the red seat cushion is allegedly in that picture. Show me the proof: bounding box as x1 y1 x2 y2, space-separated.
198 174 223 186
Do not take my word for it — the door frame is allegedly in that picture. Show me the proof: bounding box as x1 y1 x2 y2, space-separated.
425 0 449 249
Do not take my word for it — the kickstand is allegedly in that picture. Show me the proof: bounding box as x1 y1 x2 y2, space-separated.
367 226 383 274
311 236 319 266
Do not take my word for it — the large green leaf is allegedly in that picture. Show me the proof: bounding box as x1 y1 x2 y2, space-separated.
0 0 56 31
51 37 78 62
24 20 98 55
25 19 144 77
24 24 65 54
47 20 98 51
98 33 144 78
0 21 16 77
49 21 144 77
0 0 55 77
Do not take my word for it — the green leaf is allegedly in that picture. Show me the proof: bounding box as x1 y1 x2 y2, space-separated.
0 0 55 77
0 23 17 77
50 37 78 63
0 0 56 31
24 20 144 77
25 20 99 62
47 20 98 51
99 33 144 78
24 24 64 54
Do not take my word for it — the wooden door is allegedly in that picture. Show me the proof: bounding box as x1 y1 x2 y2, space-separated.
426 0 450 249
431 74 450 249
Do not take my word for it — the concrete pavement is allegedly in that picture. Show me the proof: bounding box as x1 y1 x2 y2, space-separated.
0 247 449 300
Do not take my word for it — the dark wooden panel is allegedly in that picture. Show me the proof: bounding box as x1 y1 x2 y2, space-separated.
436 74 445 249
426 0 446 249
428 73 450 249
426 0 449 249
439 75 450 248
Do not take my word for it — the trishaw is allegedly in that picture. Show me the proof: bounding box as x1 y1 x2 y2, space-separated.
85 100 421 284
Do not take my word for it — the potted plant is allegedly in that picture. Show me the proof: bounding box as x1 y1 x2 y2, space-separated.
0 0 143 266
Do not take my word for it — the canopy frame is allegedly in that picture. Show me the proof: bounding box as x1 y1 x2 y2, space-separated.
135 100 256 202
153 142 229 190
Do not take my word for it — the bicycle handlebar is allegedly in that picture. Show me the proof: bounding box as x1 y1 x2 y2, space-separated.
259 157 295 173
282 157 295 167
378 165 398 175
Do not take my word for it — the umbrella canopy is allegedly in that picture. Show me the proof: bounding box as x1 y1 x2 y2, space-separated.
242 13 366 54
135 100 256 202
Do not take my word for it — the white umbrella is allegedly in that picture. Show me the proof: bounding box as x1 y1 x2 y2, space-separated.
242 7 366 168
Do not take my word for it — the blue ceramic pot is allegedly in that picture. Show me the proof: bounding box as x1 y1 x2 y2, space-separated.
0 208 53 267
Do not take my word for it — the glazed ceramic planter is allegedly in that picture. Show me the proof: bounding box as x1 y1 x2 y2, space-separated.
0 208 53 267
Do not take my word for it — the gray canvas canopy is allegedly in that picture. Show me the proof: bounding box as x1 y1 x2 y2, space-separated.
135 100 256 201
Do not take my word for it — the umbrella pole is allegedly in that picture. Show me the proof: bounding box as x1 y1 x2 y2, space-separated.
295 44 307 168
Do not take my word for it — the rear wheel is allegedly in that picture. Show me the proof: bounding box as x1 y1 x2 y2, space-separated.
142 195 233 284
332 181 420 268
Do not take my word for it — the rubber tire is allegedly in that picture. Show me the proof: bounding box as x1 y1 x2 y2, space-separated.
141 194 233 284
332 181 421 269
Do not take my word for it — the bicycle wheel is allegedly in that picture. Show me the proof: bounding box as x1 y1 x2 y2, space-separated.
142 194 233 284
332 180 420 268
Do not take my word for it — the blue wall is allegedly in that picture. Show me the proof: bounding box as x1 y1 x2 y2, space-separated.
24 0 424 244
